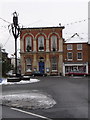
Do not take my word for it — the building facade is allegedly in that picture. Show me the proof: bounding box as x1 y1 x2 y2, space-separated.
63 33 90 76
20 26 65 75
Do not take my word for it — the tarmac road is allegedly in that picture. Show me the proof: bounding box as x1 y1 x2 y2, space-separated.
2 76 88 119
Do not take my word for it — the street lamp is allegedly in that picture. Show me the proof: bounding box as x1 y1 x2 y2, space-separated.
12 11 20 76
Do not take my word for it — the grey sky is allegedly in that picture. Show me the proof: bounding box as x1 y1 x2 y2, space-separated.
0 0 89 56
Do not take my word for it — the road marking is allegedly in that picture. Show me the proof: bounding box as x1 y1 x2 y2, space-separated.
11 107 53 120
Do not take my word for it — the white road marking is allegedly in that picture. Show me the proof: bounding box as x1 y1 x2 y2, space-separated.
11 107 53 120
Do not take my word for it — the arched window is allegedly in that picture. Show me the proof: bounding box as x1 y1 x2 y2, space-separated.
51 57 57 71
38 36 44 51
25 36 32 52
26 58 32 72
51 35 57 51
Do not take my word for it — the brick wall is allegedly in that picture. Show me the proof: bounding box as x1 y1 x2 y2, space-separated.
63 43 88 63
20 27 64 75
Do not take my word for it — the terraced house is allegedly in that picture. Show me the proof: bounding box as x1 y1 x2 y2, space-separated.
63 33 90 76
20 26 65 76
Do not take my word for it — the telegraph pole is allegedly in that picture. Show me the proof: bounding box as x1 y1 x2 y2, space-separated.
12 12 20 76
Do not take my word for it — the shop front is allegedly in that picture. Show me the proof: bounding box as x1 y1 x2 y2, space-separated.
63 62 88 76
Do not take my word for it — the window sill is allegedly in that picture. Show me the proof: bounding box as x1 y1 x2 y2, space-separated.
26 51 32 52
67 49 73 50
67 59 73 61
77 49 82 50
52 70 58 72
38 50 44 51
77 59 83 61
26 70 32 72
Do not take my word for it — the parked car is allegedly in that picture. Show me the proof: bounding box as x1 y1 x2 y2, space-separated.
68 70 88 76
32 71 47 77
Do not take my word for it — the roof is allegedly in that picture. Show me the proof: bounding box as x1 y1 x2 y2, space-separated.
65 33 88 44
21 26 65 30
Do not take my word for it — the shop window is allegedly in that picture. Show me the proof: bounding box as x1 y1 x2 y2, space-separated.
73 66 78 71
26 58 32 72
65 66 73 73
77 52 82 60
38 36 44 51
78 66 86 72
51 57 57 71
51 35 57 51
77 44 82 50
67 52 73 60
65 66 86 73
67 44 72 50
25 36 32 52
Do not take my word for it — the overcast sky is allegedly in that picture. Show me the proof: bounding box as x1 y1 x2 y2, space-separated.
0 0 89 56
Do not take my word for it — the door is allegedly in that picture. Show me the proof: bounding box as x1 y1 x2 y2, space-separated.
39 62 44 73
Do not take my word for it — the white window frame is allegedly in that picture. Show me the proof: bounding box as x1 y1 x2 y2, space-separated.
51 35 57 51
77 44 82 50
77 52 83 60
67 52 73 61
67 44 72 50
51 57 57 71
26 58 32 72
25 36 32 52
38 36 44 51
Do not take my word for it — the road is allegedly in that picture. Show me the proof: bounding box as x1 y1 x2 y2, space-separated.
1 76 88 119
2 105 51 120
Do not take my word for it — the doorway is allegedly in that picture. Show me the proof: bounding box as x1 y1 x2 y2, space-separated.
39 61 44 73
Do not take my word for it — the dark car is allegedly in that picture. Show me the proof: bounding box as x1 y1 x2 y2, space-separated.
32 71 47 77
68 70 88 76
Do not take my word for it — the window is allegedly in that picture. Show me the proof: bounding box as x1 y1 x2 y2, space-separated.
77 52 82 60
77 44 82 50
78 66 86 72
26 58 32 72
67 52 73 60
51 35 57 51
51 57 57 71
67 44 72 50
26 36 32 52
65 66 73 73
38 36 44 51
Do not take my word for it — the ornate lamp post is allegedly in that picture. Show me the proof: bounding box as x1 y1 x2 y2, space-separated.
12 12 20 76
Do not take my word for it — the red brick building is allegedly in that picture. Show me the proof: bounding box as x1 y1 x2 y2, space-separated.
63 33 90 76
20 26 65 75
